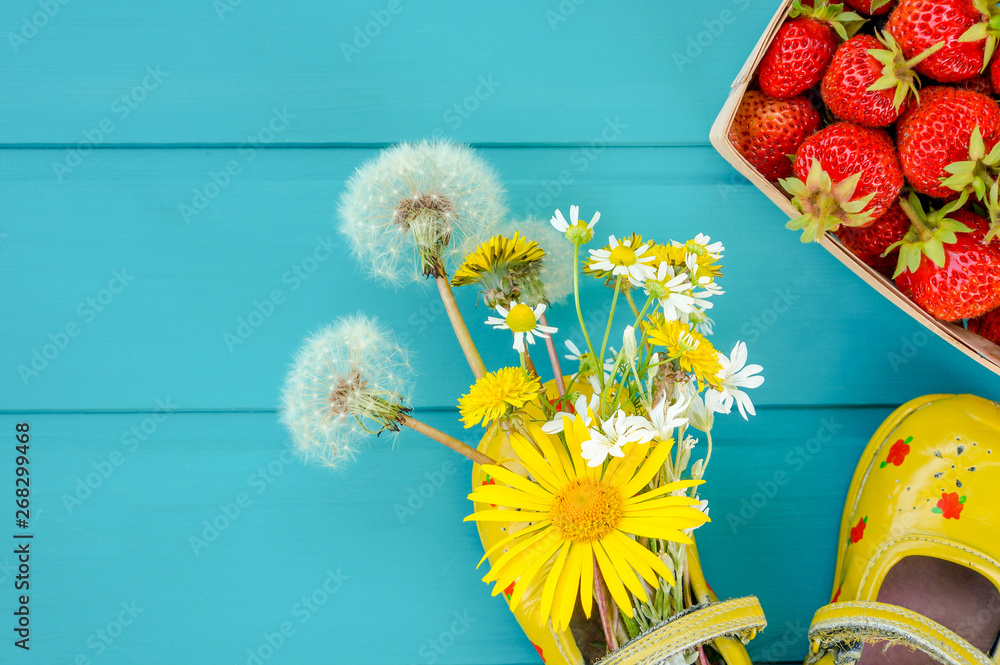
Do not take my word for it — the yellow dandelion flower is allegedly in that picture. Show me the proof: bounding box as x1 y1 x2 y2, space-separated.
465 415 709 631
645 316 723 388
451 233 545 306
458 367 543 428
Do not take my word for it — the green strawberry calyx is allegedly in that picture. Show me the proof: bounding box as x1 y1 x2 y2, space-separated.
961 0 1000 71
984 180 1000 244
942 126 1000 202
790 0 866 40
779 158 876 243
886 192 973 278
866 32 944 112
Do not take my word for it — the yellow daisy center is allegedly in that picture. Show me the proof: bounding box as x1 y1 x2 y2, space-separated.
608 245 637 267
550 478 624 543
505 303 537 333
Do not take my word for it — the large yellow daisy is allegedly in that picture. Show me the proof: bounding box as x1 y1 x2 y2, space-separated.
458 367 542 428
465 413 709 631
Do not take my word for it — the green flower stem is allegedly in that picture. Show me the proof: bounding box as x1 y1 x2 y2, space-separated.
435 275 487 380
400 414 496 466
631 294 654 330
539 312 566 397
572 244 599 371
624 289 641 317
599 275 624 371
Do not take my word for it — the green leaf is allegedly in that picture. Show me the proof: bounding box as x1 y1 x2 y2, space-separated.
932 506 943 514
923 239 947 267
960 22 990 43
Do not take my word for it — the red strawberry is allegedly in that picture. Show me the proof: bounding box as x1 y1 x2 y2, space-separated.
968 308 1000 345
758 13 839 98
729 91 821 181
836 201 910 274
955 73 995 96
897 87 1000 199
821 32 941 127
991 53 1000 94
892 194 1000 321
885 0 995 83
844 0 894 15
781 122 904 241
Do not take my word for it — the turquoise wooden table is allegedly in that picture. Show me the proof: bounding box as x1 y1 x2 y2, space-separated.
4 1 1000 663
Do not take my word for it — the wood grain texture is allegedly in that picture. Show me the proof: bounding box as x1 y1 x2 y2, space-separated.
3 0 771 145
0 406 890 665
3 147 999 412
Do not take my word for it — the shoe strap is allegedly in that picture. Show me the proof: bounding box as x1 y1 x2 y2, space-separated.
807 600 993 665
596 596 765 665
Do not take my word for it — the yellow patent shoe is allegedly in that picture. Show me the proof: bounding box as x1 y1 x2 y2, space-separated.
471 380 766 665
806 394 1000 665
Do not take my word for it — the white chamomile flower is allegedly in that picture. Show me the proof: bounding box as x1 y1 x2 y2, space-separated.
675 233 724 260
684 309 715 337
588 235 657 286
684 388 725 432
646 262 696 321
279 314 413 468
714 341 764 419
637 395 691 441
541 392 600 434
581 410 654 467
485 300 557 353
551 204 600 232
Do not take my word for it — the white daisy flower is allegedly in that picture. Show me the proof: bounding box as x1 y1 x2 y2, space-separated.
675 233 724 260
485 300 558 353
684 388 725 432
646 262 696 321
541 392 600 434
550 204 600 232
714 341 764 419
588 235 657 286
581 410 654 467
683 309 715 337
636 395 691 441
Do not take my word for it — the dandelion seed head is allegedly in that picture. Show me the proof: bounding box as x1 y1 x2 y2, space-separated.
279 314 414 469
338 140 507 287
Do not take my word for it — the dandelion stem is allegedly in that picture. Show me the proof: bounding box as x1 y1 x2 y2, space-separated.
539 312 566 397
572 245 599 374
624 289 640 318
400 415 495 466
435 275 487 380
593 555 618 652
599 276 623 373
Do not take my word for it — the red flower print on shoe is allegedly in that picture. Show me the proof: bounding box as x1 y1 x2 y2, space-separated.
933 492 966 520
849 516 867 544
879 436 912 468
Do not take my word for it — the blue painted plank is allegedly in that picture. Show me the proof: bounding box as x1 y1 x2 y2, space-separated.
2 0 774 145
0 405 889 664
3 147 1000 411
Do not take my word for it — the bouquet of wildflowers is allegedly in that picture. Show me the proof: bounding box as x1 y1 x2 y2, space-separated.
280 141 766 664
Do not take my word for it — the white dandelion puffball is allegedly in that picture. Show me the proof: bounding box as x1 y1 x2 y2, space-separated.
338 140 507 286
500 217 573 306
279 314 414 468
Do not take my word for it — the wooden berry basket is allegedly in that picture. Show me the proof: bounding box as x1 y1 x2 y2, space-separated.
708 0 1000 377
